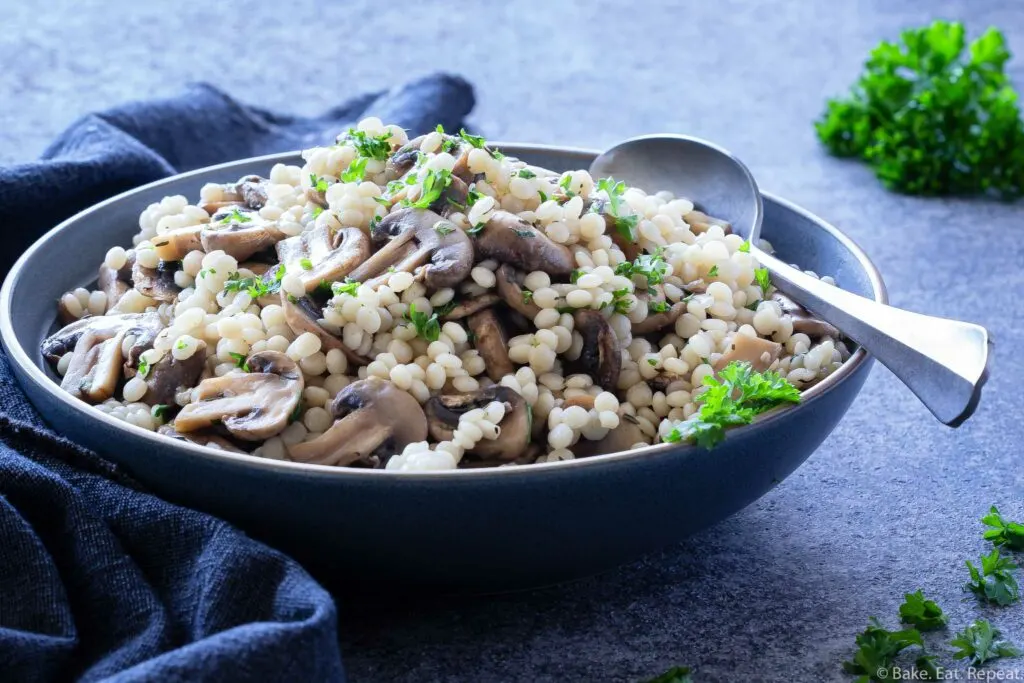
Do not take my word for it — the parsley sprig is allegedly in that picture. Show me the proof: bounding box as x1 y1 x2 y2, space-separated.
898 590 947 631
405 302 440 342
842 617 924 682
340 157 368 183
964 547 1020 606
402 169 452 209
982 506 1024 550
344 128 394 161
594 177 640 242
223 264 284 299
664 361 801 449
951 619 1021 667
615 248 669 286
218 207 252 225
331 278 359 297
228 352 250 372
643 666 693 683
309 174 329 193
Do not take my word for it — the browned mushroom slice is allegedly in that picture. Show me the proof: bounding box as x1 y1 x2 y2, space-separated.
714 334 782 373
425 386 531 463
199 175 270 214
174 351 304 441
132 259 182 302
347 208 474 290
60 329 127 403
153 227 204 262
201 208 288 262
686 209 732 235
42 312 164 365
142 341 208 405
158 424 247 454
280 292 371 366
275 226 370 293
771 292 840 339
573 309 621 390
97 263 131 310
385 135 426 180
288 378 428 467
439 294 500 321
467 309 514 381
632 288 686 334
587 198 642 261
473 211 574 276
572 413 648 457
495 264 542 319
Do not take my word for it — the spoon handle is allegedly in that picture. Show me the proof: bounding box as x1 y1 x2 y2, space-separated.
754 248 992 426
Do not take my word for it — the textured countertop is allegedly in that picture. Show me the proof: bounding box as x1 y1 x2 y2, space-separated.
3 1 1023 681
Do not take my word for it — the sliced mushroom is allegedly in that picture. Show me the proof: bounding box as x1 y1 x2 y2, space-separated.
685 209 732 235
771 292 840 339
572 413 648 457
97 262 131 310
714 334 782 372
425 386 530 463
158 425 247 454
347 208 473 290
587 198 641 261
385 135 426 180
632 289 686 335
439 293 500 321
288 378 428 467
573 309 621 390
42 312 164 365
60 329 126 402
467 309 514 381
153 226 204 262
201 208 288 262
132 258 182 302
174 351 304 441
142 341 208 405
199 174 270 214
473 211 574 276
280 292 371 366
275 226 370 293
495 264 542 319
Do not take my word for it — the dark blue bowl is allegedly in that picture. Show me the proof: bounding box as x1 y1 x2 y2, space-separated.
0 144 885 592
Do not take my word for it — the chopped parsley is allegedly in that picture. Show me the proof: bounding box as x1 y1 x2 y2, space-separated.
434 221 455 236
175 339 188 351
569 269 583 284
311 206 324 219
385 180 406 196
898 590 947 630
964 547 1020 606
345 128 393 161
708 265 719 277
982 505 1024 550
755 267 771 296
517 168 536 179
150 404 171 420
615 248 669 286
842 617 924 682
647 358 658 367
228 352 250 372
559 174 575 196
644 666 693 683
738 240 751 253
491 149 505 161
951 619 1021 667
434 301 457 318
538 190 548 202
441 137 457 153
522 290 534 305
299 258 313 271
198 268 216 279
406 302 440 342
137 358 150 378
331 278 359 297
435 124 445 134
339 156 368 183
467 222 486 236
459 128 486 148
372 196 391 207
596 176 639 242
223 265 283 299
649 300 670 313
664 361 801 449
446 197 466 210
289 400 303 424
401 168 452 209
309 174 329 193
218 207 251 225
514 229 535 238
611 288 634 315
465 185 485 207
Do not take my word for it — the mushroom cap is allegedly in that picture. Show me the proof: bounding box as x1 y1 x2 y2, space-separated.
473 211 574 276
60 329 126 403
97 263 130 310
280 292 371 366
201 208 287 261
573 309 622 390
439 293 501 321
143 340 208 405
466 309 514 382
153 226 204 262
571 414 648 458
276 225 370 293
42 312 163 364
363 207 474 290
495 264 542 319
588 198 642 262
632 288 686 334
174 351 304 441
385 135 426 180
714 333 782 373
131 258 182 303
288 378 428 467
425 385 530 462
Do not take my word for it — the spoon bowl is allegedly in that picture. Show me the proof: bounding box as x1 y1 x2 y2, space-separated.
590 134 992 427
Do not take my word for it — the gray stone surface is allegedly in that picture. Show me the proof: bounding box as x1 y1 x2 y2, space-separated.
2 1 1023 681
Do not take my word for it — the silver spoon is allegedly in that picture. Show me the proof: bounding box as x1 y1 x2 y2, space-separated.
590 134 991 426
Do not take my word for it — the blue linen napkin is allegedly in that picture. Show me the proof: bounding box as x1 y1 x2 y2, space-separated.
0 73 476 682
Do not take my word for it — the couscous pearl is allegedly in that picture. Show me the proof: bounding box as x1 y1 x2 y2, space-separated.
123 377 148 403
303 407 333 433
104 246 128 270
470 266 497 289
172 335 201 360
565 289 593 308
548 424 574 450
288 332 322 360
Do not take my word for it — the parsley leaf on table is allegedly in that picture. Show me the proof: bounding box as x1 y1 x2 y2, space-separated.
982 505 1024 550
815 20 1024 198
964 547 1021 606
842 617 924 682
951 619 1021 667
644 666 693 683
663 361 801 449
898 590 947 630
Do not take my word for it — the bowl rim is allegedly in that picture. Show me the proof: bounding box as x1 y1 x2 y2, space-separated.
0 142 888 481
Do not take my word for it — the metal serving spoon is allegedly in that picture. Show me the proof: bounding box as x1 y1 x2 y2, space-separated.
590 134 991 426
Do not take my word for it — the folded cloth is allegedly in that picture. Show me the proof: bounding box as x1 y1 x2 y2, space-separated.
0 73 476 683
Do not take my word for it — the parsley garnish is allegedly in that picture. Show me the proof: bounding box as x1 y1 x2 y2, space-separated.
223 265 283 299
644 666 693 683
345 128 393 161
517 168 536 179
309 174 329 193
615 248 668 286
312 206 323 219
401 168 452 209
331 278 359 297
647 358 658 367
175 339 187 351
299 258 313 271
755 267 771 296
898 591 947 630
137 358 150 378
218 207 251 225
522 290 533 305
289 400 303 424
708 265 719 277
559 174 575 197
434 221 455 236
459 128 486 148
611 288 633 315
982 505 1024 550
514 229 535 238
951 619 1021 667
446 197 466 210
842 618 924 682
816 21 1024 199
434 301 457 318
441 137 457 153
664 361 801 449
406 302 440 342
965 547 1020 606
569 269 583 284
738 240 751 253
491 150 505 161
228 352 250 372
538 190 548 202
340 156 368 183
465 185 485 207
649 300 670 313
596 177 639 242
467 223 486 236
150 404 170 420
435 124 445 134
